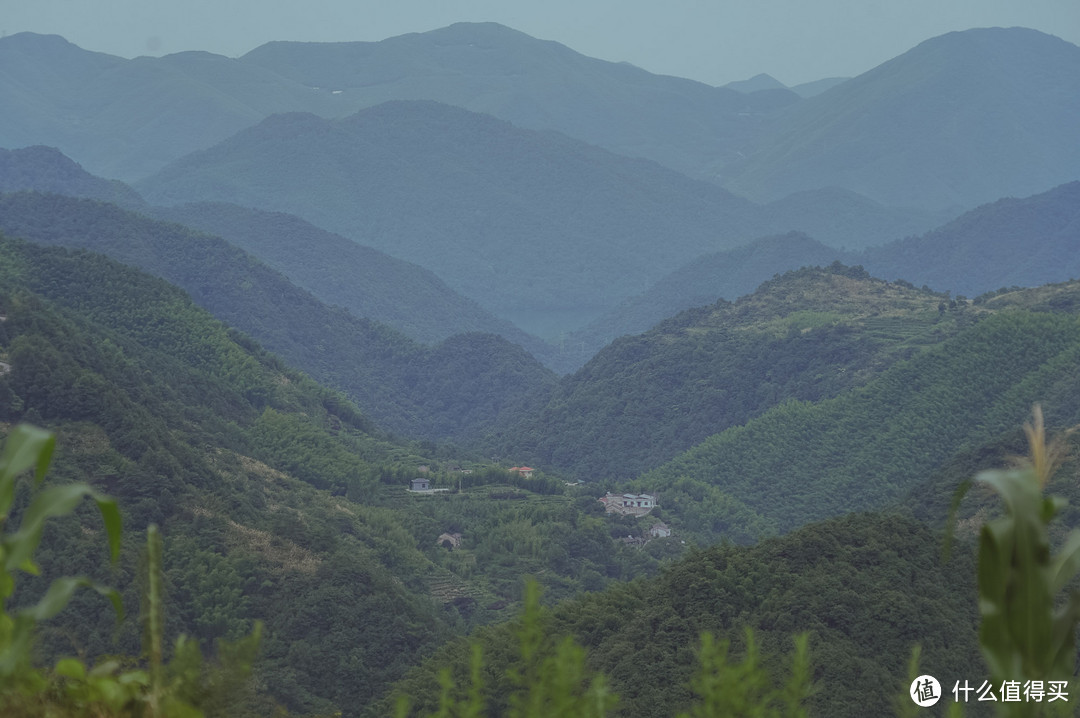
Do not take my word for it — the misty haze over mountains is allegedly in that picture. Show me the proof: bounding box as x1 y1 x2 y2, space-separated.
2 16 1080 717
2 21 1078 345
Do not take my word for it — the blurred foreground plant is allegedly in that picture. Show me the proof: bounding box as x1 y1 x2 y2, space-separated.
0 424 261 717
947 406 1080 717
396 579 812 718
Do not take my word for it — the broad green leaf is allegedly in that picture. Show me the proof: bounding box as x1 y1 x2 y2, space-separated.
5 483 116 572
94 494 123 563
0 424 55 517
55 657 87 680
0 424 55 482
1049 531 1080 593
18 576 124 622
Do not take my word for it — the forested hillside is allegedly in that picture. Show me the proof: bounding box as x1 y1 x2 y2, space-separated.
492 265 984 480
385 513 985 718
0 192 558 439
0 146 146 210
638 300 1080 543
0 235 687 714
567 232 844 359
0 235 457 714
3 19 1078 718
148 202 551 354
0 144 566 369
862 181 1080 297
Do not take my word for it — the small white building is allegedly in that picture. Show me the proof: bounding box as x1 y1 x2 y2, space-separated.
647 521 672 538
409 478 431 492
598 492 658 516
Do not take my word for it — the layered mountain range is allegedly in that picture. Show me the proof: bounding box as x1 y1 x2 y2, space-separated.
2 20 1079 717
3 23 1075 214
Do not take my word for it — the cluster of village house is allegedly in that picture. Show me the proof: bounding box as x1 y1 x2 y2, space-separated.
411 471 673 546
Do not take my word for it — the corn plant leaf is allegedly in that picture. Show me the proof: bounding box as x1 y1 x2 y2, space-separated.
18 576 123 622
0 424 55 517
1049 531 1080 594
5 484 117 572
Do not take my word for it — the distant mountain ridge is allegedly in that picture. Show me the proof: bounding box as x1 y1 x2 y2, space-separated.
135 101 765 333
573 181 1080 349
724 27 1080 209
4 22 1069 215
239 21 797 182
0 23 794 183
135 100 946 336
0 192 557 440
147 202 554 354
0 143 562 367
0 146 145 210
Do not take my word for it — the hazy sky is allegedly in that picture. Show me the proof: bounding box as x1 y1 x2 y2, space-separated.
4 0 1079 86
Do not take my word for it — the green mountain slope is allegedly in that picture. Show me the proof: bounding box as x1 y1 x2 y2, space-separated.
0 236 666 714
640 303 1080 542
0 192 557 440
0 235 458 715
387 512 983 718
725 27 1080 209
565 232 845 361
493 265 980 482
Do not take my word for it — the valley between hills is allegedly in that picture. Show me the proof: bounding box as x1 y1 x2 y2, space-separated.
0 20 1078 718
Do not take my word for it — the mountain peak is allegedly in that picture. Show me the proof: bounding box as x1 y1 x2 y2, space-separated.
724 73 787 93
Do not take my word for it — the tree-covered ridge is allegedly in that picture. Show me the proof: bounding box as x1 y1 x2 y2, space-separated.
0 235 686 714
0 237 461 714
385 512 983 718
0 148 565 368
574 180 1080 352
863 181 1080 298
0 146 146 210
639 306 1080 543
147 201 554 358
490 265 983 481
0 193 558 440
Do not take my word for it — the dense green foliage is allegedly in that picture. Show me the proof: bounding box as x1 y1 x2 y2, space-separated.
637 305 1080 543
0 236 681 714
389 513 982 718
494 265 982 480
0 195 558 440
0 235 472 713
